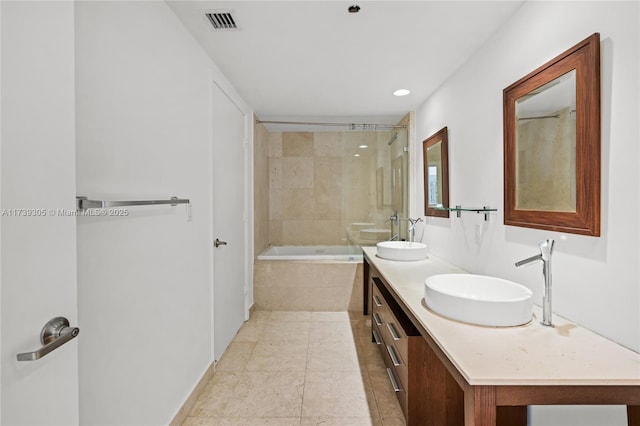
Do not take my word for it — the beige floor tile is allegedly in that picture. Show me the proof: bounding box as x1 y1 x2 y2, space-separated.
189 373 240 417
235 320 267 342
302 371 377 418
358 341 386 370
219 418 301 426
309 321 356 342
191 310 408 426
354 328 376 346
300 417 381 425
380 417 406 426
260 321 310 343
310 311 351 322
369 373 404 418
245 342 308 371
269 311 312 322
182 416 224 425
306 341 361 372
215 342 256 372
223 371 305 418
250 310 273 322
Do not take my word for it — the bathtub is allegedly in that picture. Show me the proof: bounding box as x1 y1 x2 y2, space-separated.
257 245 363 262
254 245 364 311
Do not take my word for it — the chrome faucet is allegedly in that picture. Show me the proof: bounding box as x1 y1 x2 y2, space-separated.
388 211 399 225
515 239 555 326
406 217 423 242
386 211 400 240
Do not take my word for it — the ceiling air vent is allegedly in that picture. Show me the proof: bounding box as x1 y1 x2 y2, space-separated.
205 11 238 30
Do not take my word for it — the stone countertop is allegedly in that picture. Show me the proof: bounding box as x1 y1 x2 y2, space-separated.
362 247 640 386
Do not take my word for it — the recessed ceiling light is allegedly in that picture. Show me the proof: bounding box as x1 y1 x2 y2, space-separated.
393 89 411 97
354 154 361 157
359 145 368 149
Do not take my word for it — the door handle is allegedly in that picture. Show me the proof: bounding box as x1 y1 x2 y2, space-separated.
17 317 79 361
214 238 228 248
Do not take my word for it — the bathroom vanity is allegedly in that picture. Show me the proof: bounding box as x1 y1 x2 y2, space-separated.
362 247 640 426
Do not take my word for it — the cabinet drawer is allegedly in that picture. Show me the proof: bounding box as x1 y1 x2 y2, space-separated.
382 306 409 365
383 351 408 418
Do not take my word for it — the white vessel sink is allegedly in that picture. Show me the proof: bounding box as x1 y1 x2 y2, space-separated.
424 274 533 327
376 241 428 261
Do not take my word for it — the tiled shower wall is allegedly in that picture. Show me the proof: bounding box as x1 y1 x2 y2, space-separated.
269 132 342 245
254 120 271 257
268 131 380 246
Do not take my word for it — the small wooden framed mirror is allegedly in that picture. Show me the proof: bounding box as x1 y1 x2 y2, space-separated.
503 33 600 236
423 127 449 218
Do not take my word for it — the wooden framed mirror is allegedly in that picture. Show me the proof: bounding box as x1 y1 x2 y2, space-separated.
503 33 600 236
423 127 449 218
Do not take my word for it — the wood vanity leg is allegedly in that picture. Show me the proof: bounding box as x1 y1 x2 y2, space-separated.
464 386 497 426
496 406 527 426
628 405 640 426
363 260 369 315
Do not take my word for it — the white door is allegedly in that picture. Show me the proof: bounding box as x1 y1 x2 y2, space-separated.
212 82 247 360
0 1 79 424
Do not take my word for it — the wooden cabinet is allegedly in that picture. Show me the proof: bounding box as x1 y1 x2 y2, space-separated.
369 264 463 426
364 254 640 426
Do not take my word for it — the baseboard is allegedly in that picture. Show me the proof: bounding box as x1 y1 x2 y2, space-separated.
169 361 216 426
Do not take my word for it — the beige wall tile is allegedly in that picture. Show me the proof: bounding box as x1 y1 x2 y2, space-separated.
313 220 343 244
269 158 282 189
313 132 343 157
282 188 315 219
314 157 342 188
269 189 284 220
281 219 317 245
253 120 271 260
268 221 282 245
268 132 282 158
282 157 314 189
283 132 313 156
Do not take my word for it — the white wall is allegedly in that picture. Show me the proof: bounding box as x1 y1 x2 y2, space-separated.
75 2 249 424
414 2 639 425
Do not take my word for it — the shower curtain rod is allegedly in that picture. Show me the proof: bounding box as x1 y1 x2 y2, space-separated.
518 114 560 120
256 119 407 129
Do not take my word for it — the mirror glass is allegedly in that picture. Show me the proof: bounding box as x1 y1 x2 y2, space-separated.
515 70 576 212
423 127 449 218
503 33 600 236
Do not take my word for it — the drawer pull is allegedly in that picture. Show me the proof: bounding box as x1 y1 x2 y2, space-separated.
373 295 383 307
372 329 382 345
386 344 402 367
386 322 400 341
386 367 402 392
373 312 383 327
